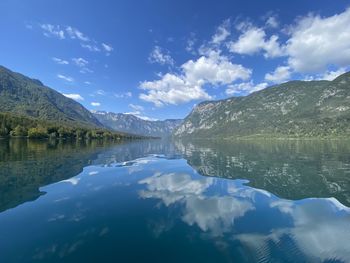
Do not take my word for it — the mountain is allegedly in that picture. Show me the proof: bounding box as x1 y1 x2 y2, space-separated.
93 111 182 137
174 72 350 138
0 65 102 127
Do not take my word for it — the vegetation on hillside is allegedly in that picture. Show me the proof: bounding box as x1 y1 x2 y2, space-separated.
0 65 102 127
174 72 350 139
0 112 146 140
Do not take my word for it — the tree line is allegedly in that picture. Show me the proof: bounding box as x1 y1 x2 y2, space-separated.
0 112 146 140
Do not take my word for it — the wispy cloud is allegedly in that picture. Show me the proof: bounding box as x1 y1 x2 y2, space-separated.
72 57 88 67
52 57 69 65
40 24 65 39
91 102 101 107
37 23 112 55
114 91 132 98
66 26 89 41
102 43 113 53
81 43 101 52
129 104 144 111
148 46 174 66
57 74 74 82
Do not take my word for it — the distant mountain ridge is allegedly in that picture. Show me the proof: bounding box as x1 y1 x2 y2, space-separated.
93 111 182 137
0 65 102 128
174 72 350 138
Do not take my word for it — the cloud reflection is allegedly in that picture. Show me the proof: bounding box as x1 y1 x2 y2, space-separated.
139 172 254 236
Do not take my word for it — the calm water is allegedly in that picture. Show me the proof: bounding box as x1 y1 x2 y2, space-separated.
0 139 350 262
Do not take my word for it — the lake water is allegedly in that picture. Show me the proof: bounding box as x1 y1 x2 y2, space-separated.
0 139 350 262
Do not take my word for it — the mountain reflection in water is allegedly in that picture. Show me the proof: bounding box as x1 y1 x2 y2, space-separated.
0 139 349 262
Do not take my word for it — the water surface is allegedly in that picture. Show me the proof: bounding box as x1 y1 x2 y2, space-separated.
0 139 349 262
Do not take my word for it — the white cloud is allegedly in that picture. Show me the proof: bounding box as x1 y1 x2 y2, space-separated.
320 68 347 81
140 73 212 107
57 74 74 82
137 115 158 121
186 33 197 54
304 68 347 81
95 89 106 96
265 16 279 29
63 93 84 101
226 81 268 96
114 91 132 98
52 57 69 65
265 66 291 83
124 111 141 116
40 24 65 39
81 43 101 52
182 51 251 85
102 43 113 52
285 8 350 73
211 19 230 44
228 26 284 58
80 68 93 74
124 110 157 121
72 57 88 67
66 26 89 41
129 104 144 111
84 81 91 85
91 102 101 107
148 46 174 66
140 51 251 106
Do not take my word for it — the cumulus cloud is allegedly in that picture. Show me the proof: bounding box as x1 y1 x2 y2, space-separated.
40 24 65 39
285 8 350 73
182 51 251 85
140 73 212 107
265 66 291 83
226 81 268 96
90 102 101 107
52 57 69 65
140 51 251 106
63 93 84 101
305 68 347 81
148 46 174 66
57 74 74 82
320 68 347 81
228 26 284 58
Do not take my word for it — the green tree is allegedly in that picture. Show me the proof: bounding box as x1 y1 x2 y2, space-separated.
28 127 48 139
12 125 28 136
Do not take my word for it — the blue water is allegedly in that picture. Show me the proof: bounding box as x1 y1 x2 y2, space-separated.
0 139 349 262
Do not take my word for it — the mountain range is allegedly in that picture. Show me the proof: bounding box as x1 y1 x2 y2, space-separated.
93 111 182 137
174 72 350 138
1 65 350 139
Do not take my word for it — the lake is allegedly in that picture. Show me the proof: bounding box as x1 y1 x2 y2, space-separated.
0 139 350 262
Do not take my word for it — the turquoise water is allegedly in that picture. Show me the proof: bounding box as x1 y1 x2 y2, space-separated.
0 139 350 262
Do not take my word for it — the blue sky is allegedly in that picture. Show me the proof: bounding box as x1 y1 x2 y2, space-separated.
1 0 349 120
